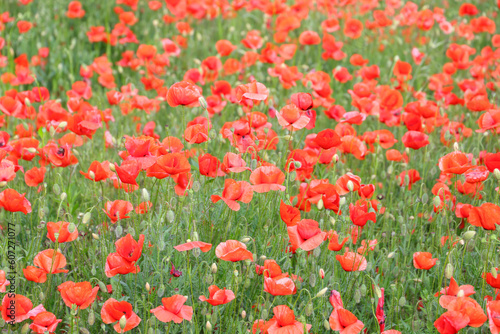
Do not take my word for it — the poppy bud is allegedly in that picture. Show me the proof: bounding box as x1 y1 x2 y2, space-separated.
88 311 95 325
317 198 324 210
146 282 150 292
388 251 396 258
142 188 150 202
261 309 268 319
374 285 382 299
324 319 330 330
329 217 336 226
58 121 68 129
241 237 251 243
21 323 30 334
60 192 67 201
198 96 208 109
494 169 500 180
492 234 498 241
82 212 91 224
445 263 453 279
319 268 325 279
71 304 78 316
88 171 96 180
354 289 361 303
233 270 239 277
339 197 346 206
333 154 339 163
109 163 116 172
53 184 61 195
206 321 213 332
283 135 293 141
92 233 99 240
305 303 313 316
398 296 406 307
192 181 201 192
26 147 38 154
98 281 107 292
491 267 498 279
316 287 328 298
453 142 459 151
294 161 302 169
49 126 56 138
166 210 175 223
119 315 127 330
432 196 441 208
241 310 246 319
457 290 465 297
211 263 217 273
80 329 90 334
67 222 76 233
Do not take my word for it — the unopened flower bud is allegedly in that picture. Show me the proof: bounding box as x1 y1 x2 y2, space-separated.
88 171 95 180
142 188 150 202
463 231 476 241
98 281 107 292
453 142 459 151
445 263 453 279
317 198 324 210
241 237 251 243
109 163 116 172
233 270 239 277
82 212 91 224
88 311 95 325
388 251 396 258
21 323 30 334
119 315 127 330
206 321 213 332
319 268 325 279
347 180 354 192
457 290 464 297
491 267 498 279
67 223 76 233
293 161 302 169
60 192 67 201
26 147 38 153
305 303 313 316
432 196 441 208
211 263 217 274
316 287 328 298
494 169 500 180
324 319 330 330
198 96 208 109
241 310 246 319
146 282 151 292
92 233 99 240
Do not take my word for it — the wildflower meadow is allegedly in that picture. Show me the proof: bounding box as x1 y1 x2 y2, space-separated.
0 0 500 333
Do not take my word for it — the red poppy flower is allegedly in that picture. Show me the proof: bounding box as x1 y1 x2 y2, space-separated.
46 221 78 243
290 92 313 111
23 249 68 283
114 160 141 186
439 152 472 174
105 253 141 277
402 131 429 150
156 153 191 175
80 160 113 182
174 241 212 252
314 129 341 149
436 277 476 308
287 219 326 252
267 305 311 333
327 231 349 252
0 188 32 214
264 274 297 297
335 173 361 195
67 1 85 18
198 153 225 178
487 300 500 334
413 252 438 270
25 166 46 188
103 200 134 223
215 240 253 262
235 81 269 103
0 270 10 293
221 152 251 173
211 179 254 211
135 201 152 214
276 104 310 131
101 298 141 333
336 252 368 272
151 295 193 323
167 81 202 107
58 281 99 309
468 203 500 230
199 285 235 306
484 153 500 172
115 233 145 263
250 166 285 193
29 311 62 334
279 200 301 226
349 203 376 227
1 294 39 323
397 169 421 190
329 307 365 334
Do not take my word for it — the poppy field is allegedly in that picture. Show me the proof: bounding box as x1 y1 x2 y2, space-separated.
1 0 500 333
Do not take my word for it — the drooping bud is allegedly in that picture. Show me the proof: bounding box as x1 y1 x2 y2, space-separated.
463 231 476 241
315 287 328 298
82 212 91 224
67 223 76 233
432 196 441 208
